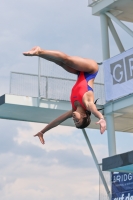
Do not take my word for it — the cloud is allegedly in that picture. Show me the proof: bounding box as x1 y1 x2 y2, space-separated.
39 148 95 168
0 152 100 200
0 119 31 153
10 121 109 171
0 119 98 170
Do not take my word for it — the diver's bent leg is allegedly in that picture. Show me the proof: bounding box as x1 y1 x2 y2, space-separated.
23 47 78 74
54 60 78 74
39 49 98 73
65 56 98 73
23 46 98 73
39 54 78 74
38 49 98 73
23 47 70 63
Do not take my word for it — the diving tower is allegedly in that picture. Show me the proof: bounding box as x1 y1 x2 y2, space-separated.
88 0 133 199
88 0 133 156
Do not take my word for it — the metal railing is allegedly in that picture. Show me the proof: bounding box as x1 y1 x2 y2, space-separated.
9 71 105 104
9 58 105 105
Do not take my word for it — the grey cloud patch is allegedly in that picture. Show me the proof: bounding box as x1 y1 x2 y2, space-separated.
39 148 95 169
0 119 94 169
0 119 31 153
4 140 94 169
12 142 46 158
0 175 16 191
7 139 94 169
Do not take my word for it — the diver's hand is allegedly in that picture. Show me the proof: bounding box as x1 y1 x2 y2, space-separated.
96 118 106 134
34 131 45 144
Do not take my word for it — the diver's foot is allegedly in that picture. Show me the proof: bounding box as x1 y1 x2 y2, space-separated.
23 46 41 56
34 131 45 144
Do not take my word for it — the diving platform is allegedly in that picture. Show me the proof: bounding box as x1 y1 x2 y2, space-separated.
0 94 104 128
102 150 133 173
0 93 133 133
89 0 133 23
0 94 73 126
6 66 106 128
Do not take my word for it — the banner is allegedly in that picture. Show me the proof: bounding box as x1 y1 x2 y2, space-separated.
112 172 133 200
103 48 133 102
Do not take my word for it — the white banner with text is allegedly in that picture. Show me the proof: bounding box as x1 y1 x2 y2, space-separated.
103 48 133 102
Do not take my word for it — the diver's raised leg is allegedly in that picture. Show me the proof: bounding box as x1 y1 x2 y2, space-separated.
23 46 98 73
23 47 78 74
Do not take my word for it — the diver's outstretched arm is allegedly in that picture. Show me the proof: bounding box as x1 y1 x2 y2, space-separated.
86 102 106 134
34 110 72 144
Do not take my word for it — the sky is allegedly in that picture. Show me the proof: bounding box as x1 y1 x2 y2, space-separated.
0 0 133 200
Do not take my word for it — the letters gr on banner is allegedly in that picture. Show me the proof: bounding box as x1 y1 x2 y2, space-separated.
110 55 133 85
112 172 133 200
103 48 133 102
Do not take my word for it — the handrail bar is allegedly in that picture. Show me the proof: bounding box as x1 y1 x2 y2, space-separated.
10 71 104 85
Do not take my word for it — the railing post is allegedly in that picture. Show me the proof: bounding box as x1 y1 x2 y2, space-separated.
38 57 41 106
9 72 12 94
46 77 48 99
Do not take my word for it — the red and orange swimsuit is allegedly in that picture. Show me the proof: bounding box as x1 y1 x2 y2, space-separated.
70 71 98 110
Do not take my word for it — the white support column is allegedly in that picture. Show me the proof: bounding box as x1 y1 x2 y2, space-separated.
108 18 125 53
100 14 110 60
100 13 116 157
106 114 116 156
105 12 133 38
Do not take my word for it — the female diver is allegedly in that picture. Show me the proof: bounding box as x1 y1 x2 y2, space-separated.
23 46 106 144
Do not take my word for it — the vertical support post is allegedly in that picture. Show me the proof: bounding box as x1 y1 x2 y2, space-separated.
46 76 48 99
106 114 116 156
100 13 116 157
108 18 125 53
38 57 41 107
100 14 110 60
9 72 12 94
82 129 111 199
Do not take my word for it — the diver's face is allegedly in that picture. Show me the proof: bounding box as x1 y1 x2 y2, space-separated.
72 111 84 127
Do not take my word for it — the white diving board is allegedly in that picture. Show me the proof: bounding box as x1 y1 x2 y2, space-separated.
0 93 133 133
0 94 103 128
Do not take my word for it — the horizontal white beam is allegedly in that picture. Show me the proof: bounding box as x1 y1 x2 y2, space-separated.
91 0 114 15
104 93 133 114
